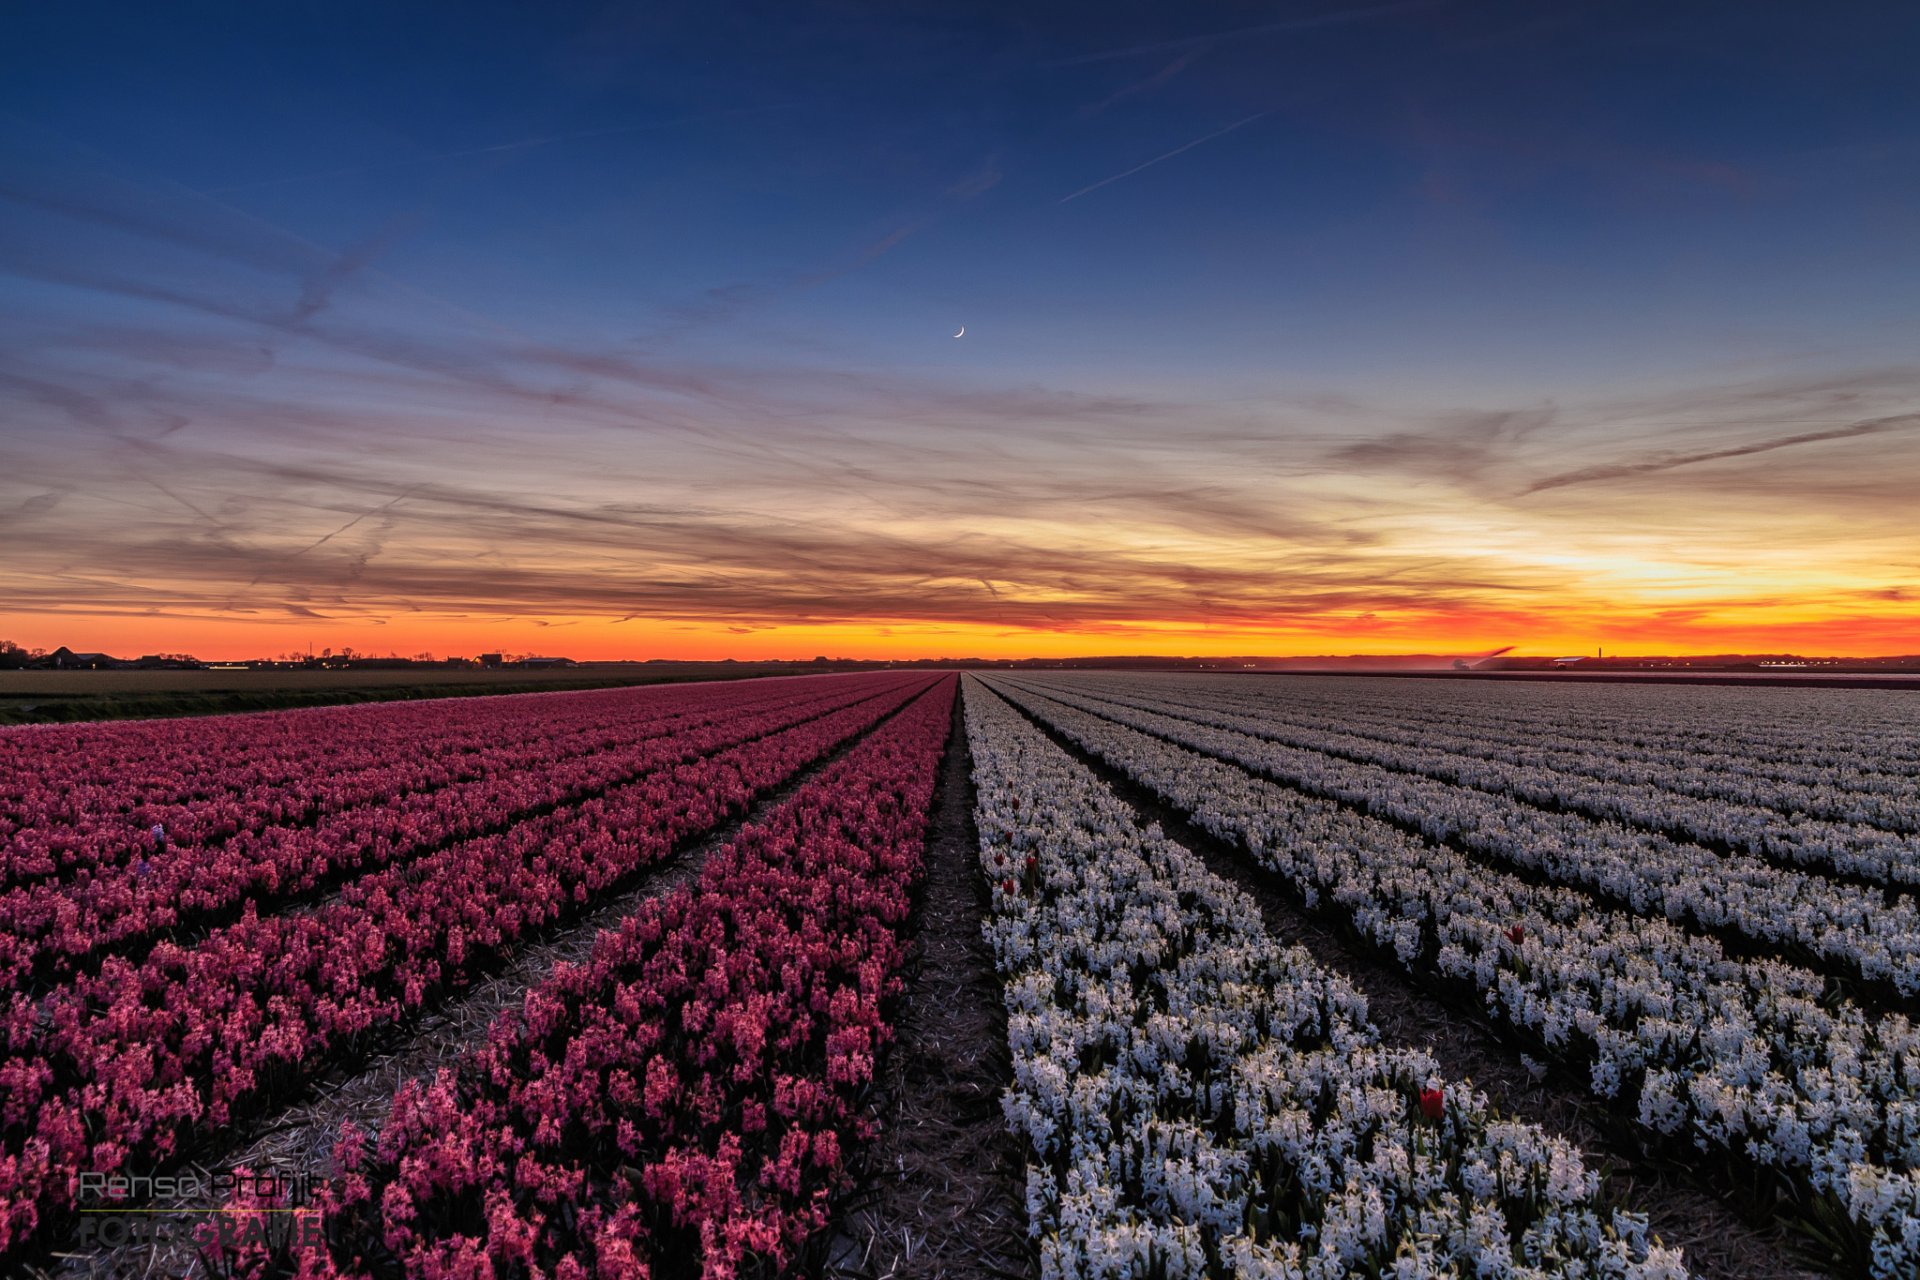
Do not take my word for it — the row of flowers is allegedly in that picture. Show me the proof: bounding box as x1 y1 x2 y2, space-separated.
0 675 937 1260
1025 677 1920 998
964 679 1685 1280
1063 674 1920 887
0 678 893 995
1266 677 1920 831
1228 671 1920 786
204 677 958 1280
0 675 843 893
988 679 1920 1277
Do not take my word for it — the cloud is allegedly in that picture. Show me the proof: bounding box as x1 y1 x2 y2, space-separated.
1521 415 1920 494
1080 53 1200 117
0 420 1548 636
0 490 65 526
944 155 1004 200
1323 408 1555 492
289 213 424 324
1059 111 1271 204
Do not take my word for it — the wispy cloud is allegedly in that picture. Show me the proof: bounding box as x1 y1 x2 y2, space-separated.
1521 415 1920 494
1079 53 1201 117
1059 111 1271 204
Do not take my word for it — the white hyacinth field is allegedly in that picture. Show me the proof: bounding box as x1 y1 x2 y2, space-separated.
961 672 1919 1280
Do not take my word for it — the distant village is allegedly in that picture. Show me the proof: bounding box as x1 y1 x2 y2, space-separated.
0 642 578 672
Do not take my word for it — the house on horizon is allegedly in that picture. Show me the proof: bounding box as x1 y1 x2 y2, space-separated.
46 647 121 670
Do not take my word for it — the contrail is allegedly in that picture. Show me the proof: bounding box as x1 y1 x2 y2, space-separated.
1522 414 1920 494
145 477 225 530
289 489 416 557
1059 111 1271 204
1050 0 1441 67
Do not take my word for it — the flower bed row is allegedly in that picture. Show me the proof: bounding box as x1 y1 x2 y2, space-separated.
207 676 957 1280
0 677 895 994
1020 677 1919 999
988 678 1920 1277
0 675 936 1260
1220 671 1920 782
1061 673 1920 887
0 686 651 883
964 680 1685 1280
0 675 842 894
1258 676 1920 834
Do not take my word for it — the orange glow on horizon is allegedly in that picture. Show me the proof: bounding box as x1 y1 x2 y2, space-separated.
6 605 1915 663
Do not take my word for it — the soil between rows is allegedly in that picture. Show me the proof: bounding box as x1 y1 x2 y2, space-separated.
986 678 1835 1280
34 679 942 1280
817 682 1034 1280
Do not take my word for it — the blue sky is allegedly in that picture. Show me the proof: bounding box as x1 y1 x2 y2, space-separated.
12 2 1917 382
3 2 1918 656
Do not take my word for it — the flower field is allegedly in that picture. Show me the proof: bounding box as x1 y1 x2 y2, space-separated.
980 673 1920 1278
964 683 1682 1279
217 674 958 1278
1 669 1911 1278
0 672 938 1259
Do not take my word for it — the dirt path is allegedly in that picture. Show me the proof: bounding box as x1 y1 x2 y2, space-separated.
819 683 1034 1280
992 682 1834 1280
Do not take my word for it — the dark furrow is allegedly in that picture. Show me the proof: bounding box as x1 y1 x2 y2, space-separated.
817 681 1034 1280
992 681 1836 1280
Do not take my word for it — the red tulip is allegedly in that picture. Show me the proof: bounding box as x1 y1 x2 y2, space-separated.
1505 924 1525 946
1419 1088 1445 1121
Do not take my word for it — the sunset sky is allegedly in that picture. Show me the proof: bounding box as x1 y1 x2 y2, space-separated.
2 2 1917 660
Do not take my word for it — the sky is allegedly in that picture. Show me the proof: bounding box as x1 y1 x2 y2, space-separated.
2 1 1917 660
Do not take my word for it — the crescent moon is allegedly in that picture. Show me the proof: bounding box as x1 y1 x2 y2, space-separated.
953 326 965 338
